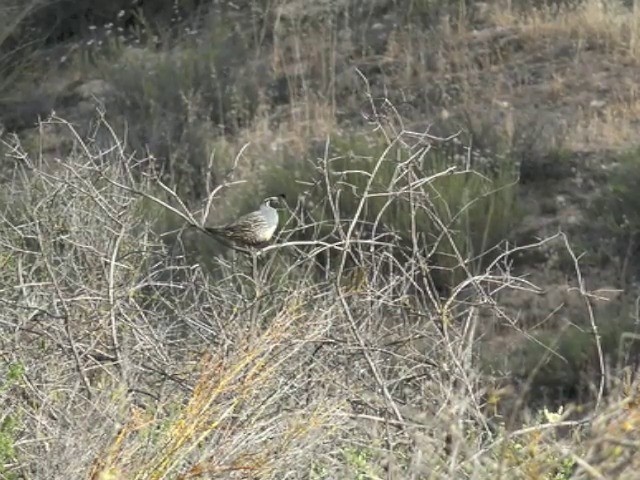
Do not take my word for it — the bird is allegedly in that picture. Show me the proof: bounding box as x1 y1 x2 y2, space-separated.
205 194 286 248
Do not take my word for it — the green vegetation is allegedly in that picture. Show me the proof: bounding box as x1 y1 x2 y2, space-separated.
0 362 24 480
342 446 380 479
91 13 261 199
262 130 519 289
600 149 640 236
484 307 640 407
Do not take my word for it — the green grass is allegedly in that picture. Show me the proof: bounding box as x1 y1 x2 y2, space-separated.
601 149 640 234
0 362 24 480
483 303 640 407
261 129 519 289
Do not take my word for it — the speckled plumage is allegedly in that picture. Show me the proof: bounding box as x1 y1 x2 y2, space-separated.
206 195 285 247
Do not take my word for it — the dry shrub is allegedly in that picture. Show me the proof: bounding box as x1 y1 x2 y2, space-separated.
0 108 635 479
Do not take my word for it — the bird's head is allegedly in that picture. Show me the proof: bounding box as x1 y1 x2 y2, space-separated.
262 193 286 209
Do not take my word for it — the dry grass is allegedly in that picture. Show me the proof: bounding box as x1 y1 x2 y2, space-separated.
356 0 640 153
0 111 637 479
491 0 640 56
2 1 640 479
90 300 335 480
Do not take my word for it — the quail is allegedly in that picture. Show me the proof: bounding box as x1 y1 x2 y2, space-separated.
205 194 286 248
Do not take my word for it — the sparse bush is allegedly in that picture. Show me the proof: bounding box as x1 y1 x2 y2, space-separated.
0 114 600 479
483 298 640 411
260 127 519 290
2 0 640 478
588 149 640 282
600 149 640 235
0 99 638 478
90 12 262 199
0 362 23 480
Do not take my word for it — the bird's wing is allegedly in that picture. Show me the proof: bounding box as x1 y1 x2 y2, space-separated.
225 211 266 238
